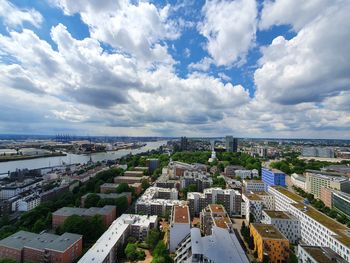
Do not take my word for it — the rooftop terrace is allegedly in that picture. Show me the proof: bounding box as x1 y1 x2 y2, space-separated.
251 224 287 240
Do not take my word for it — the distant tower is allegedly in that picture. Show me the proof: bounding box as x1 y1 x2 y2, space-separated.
225 136 238 152
180 137 188 151
209 140 217 163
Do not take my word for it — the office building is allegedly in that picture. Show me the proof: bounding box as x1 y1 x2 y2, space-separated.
52 206 116 228
243 180 266 192
269 186 350 262
261 210 300 244
78 214 157 263
200 204 233 236
174 227 249 263
169 205 191 252
181 170 212 192
225 136 238 152
333 191 350 219
262 168 286 187
250 223 289 263
302 147 335 158
298 245 347 263
188 188 241 217
180 137 188 151
0 231 82 263
146 158 160 173
305 172 350 198
291 173 306 190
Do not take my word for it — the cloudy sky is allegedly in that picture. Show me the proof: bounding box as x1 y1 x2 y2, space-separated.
0 0 349 138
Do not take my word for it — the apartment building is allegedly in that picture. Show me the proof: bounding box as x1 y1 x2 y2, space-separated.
187 187 241 217
269 186 350 262
305 172 350 198
169 205 191 252
181 170 213 192
0 231 82 263
200 204 233 236
17 194 41 212
261 210 301 244
174 227 249 263
0 178 43 200
124 170 145 177
52 206 116 228
243 180 266 192
242 193 264 223
298 245 347 263
291 173 306 190
78 214 157 263
250 223 290 263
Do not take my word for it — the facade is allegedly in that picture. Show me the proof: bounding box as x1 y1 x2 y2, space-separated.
261 210 301 244
200 204 233 236
135 187 187 216
298 245 347 263
146 158 160 173
243 180 266 192
269 186 350 262
250 223 289 263
0 178 43 200
320 186 333 208
235 170 253 179
225 136 238 152
291 173 306 190
262 168 286 187
17 194 41 212
242 193 264 223
52 205 116 228
187 188 241 217
0 231 82 263
255 192 275 210
124 170 145 177
169 205 191 252
174 227 249 263
302 147 334 158
305 172 350 198
181 170 212 192
100 183 119 193
333 191 350 219
78 214 157 263
224 165 244 177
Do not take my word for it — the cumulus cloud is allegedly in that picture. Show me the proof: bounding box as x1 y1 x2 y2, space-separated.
198 0 257 66
0 0 43 28
255 0 350 105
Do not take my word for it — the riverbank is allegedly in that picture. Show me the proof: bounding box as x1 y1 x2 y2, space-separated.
0 152 66 162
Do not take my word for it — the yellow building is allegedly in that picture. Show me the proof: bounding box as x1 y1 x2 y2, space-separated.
250 223 289 263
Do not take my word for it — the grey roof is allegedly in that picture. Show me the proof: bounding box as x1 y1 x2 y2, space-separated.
53 205 115 217
0 230 81 252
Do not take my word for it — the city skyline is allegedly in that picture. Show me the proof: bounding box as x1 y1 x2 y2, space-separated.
0 0 349 139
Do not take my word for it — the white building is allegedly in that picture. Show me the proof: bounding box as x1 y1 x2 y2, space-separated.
78 214 158 263
298 245 347 263
291 173 306 190
17 194 41 212
261 210 300 244
269 186 350 262
0 179 42 200
235 170 253 179
174 227 249 263
255 192 275 210
242 193 264 223
169 205 191 252
243 180 266 192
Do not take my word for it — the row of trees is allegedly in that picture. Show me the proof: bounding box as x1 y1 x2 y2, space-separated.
293 186 350 227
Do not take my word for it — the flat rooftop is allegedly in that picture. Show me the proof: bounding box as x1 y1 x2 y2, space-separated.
263 210 293 220
53 206 115 217
251 224 287 240
214 216 232 229
243 193 262 201
173 205 190 224
301 246 347 263
0 230 81 252
209 204 225 213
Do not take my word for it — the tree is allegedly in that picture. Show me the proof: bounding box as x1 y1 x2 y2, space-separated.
33 218 46 233
141 179 150 191
84 194 101 208
125 243 145 261
0 259 16 263
152 241 172 263
146 228 161 250
248 235 255 250
116 183 131 193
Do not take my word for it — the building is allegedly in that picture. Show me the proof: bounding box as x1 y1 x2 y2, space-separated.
200 204 233 236
169 205 191 252
81 192 132 207
181 170 212 192
124 170 145 177
52 206 116 228
255 192 275 210
78 214 157 263
268 186 350 262
100 183 119 193
114 175 150 184
0 230 82 263
298 245 347 263
333 190 350 219
180 136 188 151
174 227 249 263
41 184 69 202
261 210 300 244
135 187 186 216
234 170 253 179
146 158 160 173
224 165 245 177
242 193 264 223
188 188 241 217
262 168 286 187
18 194 41 212
225 136 238 152
250 223 289 263
320 186 333 208
243 179 266 192
305 172 350 198
291 173 307 190
302 147 335 158
0 178 43 200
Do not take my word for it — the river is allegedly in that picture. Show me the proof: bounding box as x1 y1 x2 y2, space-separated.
0 140 167 174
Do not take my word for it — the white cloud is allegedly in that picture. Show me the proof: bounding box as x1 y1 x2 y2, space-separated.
188 57 213 72
198 0 257 66
254 0 350 105
218 73 231 82
0 0 43 28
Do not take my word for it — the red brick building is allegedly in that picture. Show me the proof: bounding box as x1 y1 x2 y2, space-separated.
0 231 82 263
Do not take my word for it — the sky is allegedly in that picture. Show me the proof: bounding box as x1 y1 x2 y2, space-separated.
0 0 349 139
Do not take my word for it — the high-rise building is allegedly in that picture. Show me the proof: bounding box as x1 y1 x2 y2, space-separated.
225 136 238 153
262 168 286 187
180 137 188 151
